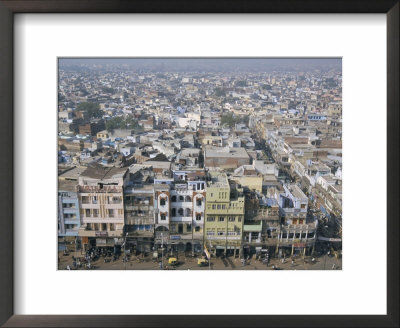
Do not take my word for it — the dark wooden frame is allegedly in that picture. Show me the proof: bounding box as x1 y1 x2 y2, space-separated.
0 1 398 327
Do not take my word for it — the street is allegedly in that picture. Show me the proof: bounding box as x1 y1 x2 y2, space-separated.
59 251 341 271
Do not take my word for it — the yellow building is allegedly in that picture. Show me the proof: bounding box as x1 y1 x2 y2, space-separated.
204 172 244 256
96 130 109 139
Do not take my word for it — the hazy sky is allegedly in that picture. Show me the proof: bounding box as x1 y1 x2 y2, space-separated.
59 58 341 73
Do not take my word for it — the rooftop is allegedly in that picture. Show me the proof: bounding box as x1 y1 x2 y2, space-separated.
207 171 229 188
81 164 127 180
205 146 249 159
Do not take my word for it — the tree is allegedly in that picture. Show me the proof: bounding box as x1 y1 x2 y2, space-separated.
221 112 236 128
214 87 226 97
76 102 102 119
235 80 247 87
105 116 144 132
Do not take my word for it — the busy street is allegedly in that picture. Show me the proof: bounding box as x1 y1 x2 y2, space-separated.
59 248 341 271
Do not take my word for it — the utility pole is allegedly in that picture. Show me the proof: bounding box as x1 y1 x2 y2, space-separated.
123 232 128 270
161 232 164 269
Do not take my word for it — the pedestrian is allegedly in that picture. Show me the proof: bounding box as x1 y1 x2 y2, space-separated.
332 263 336 270
66 265 71 270
291 260 294 266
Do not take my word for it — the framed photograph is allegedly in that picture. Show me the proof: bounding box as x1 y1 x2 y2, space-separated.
0 1 398 327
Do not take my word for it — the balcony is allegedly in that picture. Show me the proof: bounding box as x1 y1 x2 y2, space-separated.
126 230 154 238
125 218 154 225
169 233 195 241
282 207 307 214
78 185 123 193
170 216 192 222
243 223 262 233
278 238 315 246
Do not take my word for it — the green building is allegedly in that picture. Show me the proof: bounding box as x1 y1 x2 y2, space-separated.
204 172 244 257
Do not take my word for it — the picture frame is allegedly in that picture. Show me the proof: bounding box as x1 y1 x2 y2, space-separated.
0 1 398 327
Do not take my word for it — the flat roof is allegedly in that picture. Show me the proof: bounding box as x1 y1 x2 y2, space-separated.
81 164 127 180
205 146 249 159
59 166 87 180
58 179 78 192
208 171 229 188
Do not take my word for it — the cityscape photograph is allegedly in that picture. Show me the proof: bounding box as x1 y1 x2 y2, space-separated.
58 58 342 270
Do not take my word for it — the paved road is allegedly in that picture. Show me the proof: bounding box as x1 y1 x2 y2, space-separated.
59 251 341 271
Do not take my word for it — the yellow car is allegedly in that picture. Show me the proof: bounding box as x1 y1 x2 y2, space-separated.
168 257 177 266
197 258 208 267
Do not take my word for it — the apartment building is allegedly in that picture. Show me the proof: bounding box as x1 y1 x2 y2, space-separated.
205 172 245 257
58 179 80 238
124 184 154 254
169 169 206 253
276 184 317 257
78 165 129 250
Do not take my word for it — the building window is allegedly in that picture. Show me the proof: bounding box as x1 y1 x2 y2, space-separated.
186 224 192 232
207 217 215 222
299 219 304 224
292 219 298 225
207 231 215 236
238 217 242 222
228 217 235 222
222 205 226 209
217 231 224 236
170 224 176 232
160 198 166 206
178 208 184 216
171 208 176 217
160 214 166 221
185 196 191 202
219 217 224 222
301 204 306 209
185 208 191 216
217 205 221 209
93 209 99 217
171 196 177 202
212 205 216 209
179 196 184 201
118 209 123 216
196 215 201 221
195 226 201 232
108 209 114 218
196 199 202 206
109 223 115 231
85 209 91 217
101 223 107 231
92 196 98 204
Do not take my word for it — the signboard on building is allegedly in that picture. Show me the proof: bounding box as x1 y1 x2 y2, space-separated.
95 231 108 237
318 236 342 242
170 235 181 240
